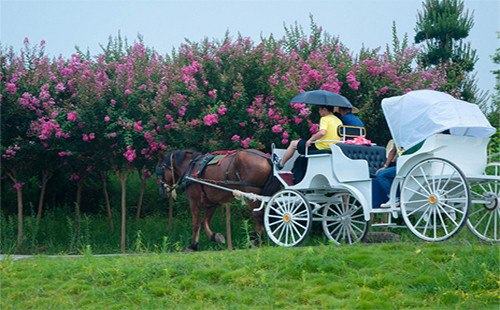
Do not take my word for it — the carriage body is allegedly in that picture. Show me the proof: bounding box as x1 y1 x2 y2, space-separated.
264 90 499 247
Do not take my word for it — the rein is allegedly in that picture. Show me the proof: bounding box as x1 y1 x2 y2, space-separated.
158 149 271 201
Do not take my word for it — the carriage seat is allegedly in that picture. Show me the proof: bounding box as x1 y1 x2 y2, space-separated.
337 144 386 177
307 149 332 155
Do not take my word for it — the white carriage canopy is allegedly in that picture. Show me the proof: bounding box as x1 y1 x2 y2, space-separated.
382 90 497 151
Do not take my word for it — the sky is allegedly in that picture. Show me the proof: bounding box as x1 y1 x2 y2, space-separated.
1 0 499 107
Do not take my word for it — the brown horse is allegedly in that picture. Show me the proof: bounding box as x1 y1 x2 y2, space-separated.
156 149 281 252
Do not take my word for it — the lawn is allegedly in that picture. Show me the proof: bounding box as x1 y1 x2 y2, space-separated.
1 242 498 309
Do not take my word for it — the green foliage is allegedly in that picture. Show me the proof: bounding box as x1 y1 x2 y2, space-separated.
488 32 500 160
414 0 485 103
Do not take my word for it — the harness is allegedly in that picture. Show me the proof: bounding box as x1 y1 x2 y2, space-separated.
156 149 270 205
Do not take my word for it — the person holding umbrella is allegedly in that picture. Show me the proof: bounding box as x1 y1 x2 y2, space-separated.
273 90 347 170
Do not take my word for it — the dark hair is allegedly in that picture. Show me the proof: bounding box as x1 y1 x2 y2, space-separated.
339 107 352 112
319 105 334 112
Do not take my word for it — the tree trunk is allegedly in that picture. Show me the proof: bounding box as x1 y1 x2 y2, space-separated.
37 169 53 223
98 171 114 233
226 203 232 251
168 195 173 235
135 169 147 222
113 166 130 253
74 176 86 232
16 186 23 249
5 170 23 249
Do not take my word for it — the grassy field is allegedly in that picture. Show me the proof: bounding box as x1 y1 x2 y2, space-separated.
1 241 498 309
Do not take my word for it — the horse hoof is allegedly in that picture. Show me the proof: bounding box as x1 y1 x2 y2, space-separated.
214 233 226 244
183 248 196 254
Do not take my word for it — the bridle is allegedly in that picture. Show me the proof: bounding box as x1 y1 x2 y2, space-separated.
157 153 181 198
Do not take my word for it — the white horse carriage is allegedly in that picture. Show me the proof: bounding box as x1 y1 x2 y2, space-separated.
262 90 499 247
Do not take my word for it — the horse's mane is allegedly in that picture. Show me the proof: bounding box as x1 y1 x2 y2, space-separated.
171 149 201 167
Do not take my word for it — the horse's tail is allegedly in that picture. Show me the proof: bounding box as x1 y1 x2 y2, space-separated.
260 160 282 196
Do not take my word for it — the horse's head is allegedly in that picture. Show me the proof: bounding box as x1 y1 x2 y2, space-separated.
156 151 177 198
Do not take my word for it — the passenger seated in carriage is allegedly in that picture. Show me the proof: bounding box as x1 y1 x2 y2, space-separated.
336 106 363 128
273 105 342 170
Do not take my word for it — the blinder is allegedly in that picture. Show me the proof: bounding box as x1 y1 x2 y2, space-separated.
156 154 178 199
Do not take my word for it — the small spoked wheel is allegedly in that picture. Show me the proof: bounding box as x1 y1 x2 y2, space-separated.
264 189 312 247
321 192 369 246
401 158 470 242
467 162 500 242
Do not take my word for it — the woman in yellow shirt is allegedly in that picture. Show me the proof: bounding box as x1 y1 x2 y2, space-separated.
274 105 342 169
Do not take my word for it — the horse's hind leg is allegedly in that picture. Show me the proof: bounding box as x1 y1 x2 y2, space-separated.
201 205 225 244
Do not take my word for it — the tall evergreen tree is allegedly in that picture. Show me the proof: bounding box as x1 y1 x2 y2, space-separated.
414 0 483 103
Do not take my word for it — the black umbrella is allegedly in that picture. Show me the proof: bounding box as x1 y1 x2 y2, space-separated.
290 90 353 108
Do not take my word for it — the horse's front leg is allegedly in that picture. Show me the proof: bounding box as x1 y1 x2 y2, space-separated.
250 200 265 246
201 204 225 244
186 200 202 253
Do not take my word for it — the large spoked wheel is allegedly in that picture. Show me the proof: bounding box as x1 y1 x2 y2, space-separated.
401 158 470 242
321 192 369 246
467 162 500 242
264 189 312 247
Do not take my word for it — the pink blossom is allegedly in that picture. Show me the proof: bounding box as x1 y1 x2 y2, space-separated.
104 116 110 122
241 137 252 148
51 111 59 118
124 145 136 162
107 132 117 138
231 135 240 141
281 139 289 145
272 124 283 133
165 114 174 122
5 83 17 95
55 82 66 93
293 116 303 124
10 183 25 191
67 111 78 122
89 133 95 140
380 86 388 94
69 173 80 181
203 114 218 126
310 124 319 134
283 131 289 139
124 89 131 95
217 105 227 115
111 99 116 105
178 106 186 117
134 121 143 132
239 122 246 127
82 134 89 142
208 89 217 98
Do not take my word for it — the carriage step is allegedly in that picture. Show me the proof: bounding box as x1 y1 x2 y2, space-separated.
372 223 398 227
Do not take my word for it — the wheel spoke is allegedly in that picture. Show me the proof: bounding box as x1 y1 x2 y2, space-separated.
420 166 434 194
440 202 466 216
436 205 451 235
437 170 456 192
410 175 431 196
291 219 307 231
407 202 431 217
403 185 430 198
271 202 285 215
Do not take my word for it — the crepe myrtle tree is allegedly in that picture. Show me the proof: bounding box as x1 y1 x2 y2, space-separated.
0 39 68 248
95 37 165 251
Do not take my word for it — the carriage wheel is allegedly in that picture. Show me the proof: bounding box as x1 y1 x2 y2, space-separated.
264 189 312 247
321 192 369 246
467 162 500 242
401 158 470 242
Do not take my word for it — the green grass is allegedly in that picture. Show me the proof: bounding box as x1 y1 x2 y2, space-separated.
1 242 498 309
